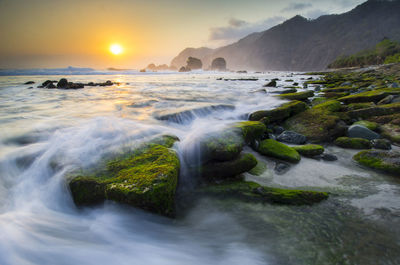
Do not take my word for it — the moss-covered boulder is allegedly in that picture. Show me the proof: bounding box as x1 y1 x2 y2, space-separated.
353 120 379 131
249 100 307 122
278 90 314 101
353 150 400 175
199 130 244 162
334 137 372 149
284 102 344 143
234 121 267 143
200 153 257 181
258 139 301 163
322 86 356 93
338 89 400 104
347 102 400 119
198 180 328 205
69 137 180 217
293 144 324 157
344 102 375 111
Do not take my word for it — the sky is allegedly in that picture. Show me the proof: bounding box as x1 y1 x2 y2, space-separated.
0 0 366 69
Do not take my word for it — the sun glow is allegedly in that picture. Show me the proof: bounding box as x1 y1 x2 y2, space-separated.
110 44 123 55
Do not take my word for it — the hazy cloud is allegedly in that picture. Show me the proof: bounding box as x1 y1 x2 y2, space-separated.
209 16 285 43
281 3 312 12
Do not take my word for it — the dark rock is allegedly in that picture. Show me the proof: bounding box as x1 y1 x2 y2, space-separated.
264 80 277 87
42 80 55 87
389 82 399 88
211 57 227 71
57 78 68 88
46 82 56 89
179 66 191 72
321 153 338 161
186 57 202 70
377 95 394 105
24 81 35 85
274 162 291 175
371 139 391 150
353 150 400 175
276 131 307 144
347 124 380 140
293 82 299 86
273 126 284 135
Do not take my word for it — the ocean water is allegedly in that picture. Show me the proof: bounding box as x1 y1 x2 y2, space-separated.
0 71 399 265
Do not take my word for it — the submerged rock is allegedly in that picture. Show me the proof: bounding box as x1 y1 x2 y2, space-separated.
321 153 338 161
258 139 301 163
371 139 391 150
276 131 307 144
198 180 328 205
274 162 291 174
264 80 277 87
347 125 380 140
334 137 372 149
353 150 400 175
293 144 324 157
69 136 180 217
199 130 244 162
24 81 35 85
234 121 267 144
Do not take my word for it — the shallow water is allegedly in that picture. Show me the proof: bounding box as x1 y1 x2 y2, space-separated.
0 72 399 265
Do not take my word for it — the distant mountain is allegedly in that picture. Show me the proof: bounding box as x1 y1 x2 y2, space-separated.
171 0 400 71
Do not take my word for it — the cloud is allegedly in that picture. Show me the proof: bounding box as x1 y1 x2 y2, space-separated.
281 3 312 12
209 16 286 43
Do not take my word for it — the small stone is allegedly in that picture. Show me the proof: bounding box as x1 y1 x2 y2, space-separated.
277 131 307 144
347 125 380 140
274 162 291 175
264 80 277 87
24 81 35 85
371 139 391 150
377 95 394 105
321 153 338 161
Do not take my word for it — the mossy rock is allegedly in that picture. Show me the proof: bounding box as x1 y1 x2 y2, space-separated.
198 180 328 205
312 100 342 112
249 100 308 122
258 139 300 163
353 120 379 131
248 160 268 176
347 102 400 119
69 137 180 217
322 86 356 93
200 153 257 180
278 90 314 101
323 92 350 99
234 121 267 143
380 123 400 144
338 89 400 104
353 150 400 175
200 129 244 162
284 105 343 143
312 97 329 106
293 144 324 157
345 102 376 111
334 137 372 149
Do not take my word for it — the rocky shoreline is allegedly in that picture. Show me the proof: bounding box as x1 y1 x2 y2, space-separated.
67 63 400 218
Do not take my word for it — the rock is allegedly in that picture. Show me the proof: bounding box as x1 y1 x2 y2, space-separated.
258 139 301 163
347 102 400 119
200 130 244 162
42 80 56 87
293 144 324 156
276 131 307 144
179 66 190 72
57 78 68 88
347 124 380 140
371 139 391 150
234 121 267 144
248 160 268 176
389 82 399 88
338 89 398 104
278 90 314 101
274 162 291 174
321 153 338 161
334 137 372 149
198 180 328 205
352 120 379 131
314 85 321 92
341 81 352 86
293 82 299 86
68 82 84 89
264 80 277 87
268 88 297 94
378 95 394 105
211 57 227 71
200 153 257 181
249 100 307 122
186 57 202 70
273 126 284 135
24 81 35 85
353 150 400 175
69 136 180 217
46 82 56 89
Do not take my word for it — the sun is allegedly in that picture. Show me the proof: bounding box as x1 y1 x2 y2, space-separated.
110 44 123 55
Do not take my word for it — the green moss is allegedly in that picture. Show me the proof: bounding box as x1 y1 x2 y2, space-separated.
353 120 379 131
278 90 314 101
248 160 268 176
334 137 371 149
338 89 400 104
249 100 308 122
69 138 180 217
322 86 356 93
311 97 329 106
380 124 400 144
347 102 400 119
353 150 400 175
313 100 342 112
293 144 324 157
258 139 301 163
200 130 244 162
234 121 267 143
199 180 328 205
345 102 375 111
200 153 257 180
323 92 350 99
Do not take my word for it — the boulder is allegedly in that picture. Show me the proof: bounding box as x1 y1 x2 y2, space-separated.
353 150 400 175
179 66 191 72
198 180 328 205
199 130 244 162
57 78 68 88
338 89 399 104
371 139 391 150
258 139 301 163
24 81 35 85
278 90 314 101
347 125 380 140
264 80 277 87
378 95 394 105
352 120 379 131
210 57 227 71
69 136 180 217
334 137 372 149
249 100 307 122
186 57 202 70
293 144 324 157
321 153 338 161
46 82 56 89
276 131 307 144
234 121 267 144
346 103 400 119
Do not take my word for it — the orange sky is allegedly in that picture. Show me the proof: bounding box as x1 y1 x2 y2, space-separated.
0 0 364 69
